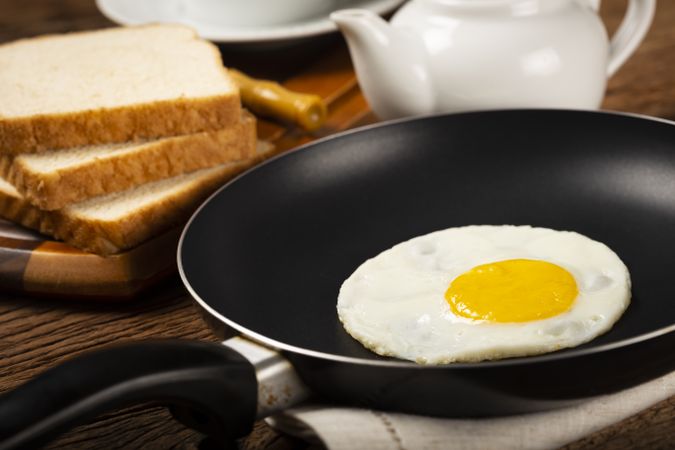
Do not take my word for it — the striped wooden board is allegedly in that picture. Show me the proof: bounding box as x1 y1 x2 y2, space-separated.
0 44 377 299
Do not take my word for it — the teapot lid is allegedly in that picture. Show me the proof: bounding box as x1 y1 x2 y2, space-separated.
419 0 569 15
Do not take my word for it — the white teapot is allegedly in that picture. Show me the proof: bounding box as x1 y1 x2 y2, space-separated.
331 0 655 120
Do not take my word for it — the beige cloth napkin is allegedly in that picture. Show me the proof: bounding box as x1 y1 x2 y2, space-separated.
268 370 674 450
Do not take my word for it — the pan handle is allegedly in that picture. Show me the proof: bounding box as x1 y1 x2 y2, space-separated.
0 340 258 450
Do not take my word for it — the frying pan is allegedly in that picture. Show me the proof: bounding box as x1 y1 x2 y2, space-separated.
0 110 674 449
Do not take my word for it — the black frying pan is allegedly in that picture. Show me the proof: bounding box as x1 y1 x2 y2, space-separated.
1 110 674 449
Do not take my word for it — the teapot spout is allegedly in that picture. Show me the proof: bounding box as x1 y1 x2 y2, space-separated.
331 9 434 120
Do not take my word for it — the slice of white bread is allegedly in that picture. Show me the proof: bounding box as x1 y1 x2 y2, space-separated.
0 142 274 256
0 111 257 210
0 24 241 154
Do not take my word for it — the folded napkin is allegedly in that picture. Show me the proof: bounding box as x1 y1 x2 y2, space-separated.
268 370 674 450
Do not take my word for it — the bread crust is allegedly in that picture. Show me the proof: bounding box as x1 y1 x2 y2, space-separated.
0 24 266 256
2 111 256 210
51 158 259 255
0 24 241 154
0 144 273 256
0 95 241 154
0 163 241 255
0 184 53 235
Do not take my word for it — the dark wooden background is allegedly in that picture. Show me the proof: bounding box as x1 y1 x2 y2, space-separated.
0 1 673 449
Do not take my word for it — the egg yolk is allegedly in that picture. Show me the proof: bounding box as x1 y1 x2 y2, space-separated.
445 259 578 322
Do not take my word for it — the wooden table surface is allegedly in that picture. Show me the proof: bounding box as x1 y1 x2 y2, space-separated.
1 1 674 449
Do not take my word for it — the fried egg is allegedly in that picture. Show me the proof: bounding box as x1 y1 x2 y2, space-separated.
337 225 631 364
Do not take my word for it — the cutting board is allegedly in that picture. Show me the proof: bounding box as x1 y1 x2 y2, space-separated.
0 44 377 299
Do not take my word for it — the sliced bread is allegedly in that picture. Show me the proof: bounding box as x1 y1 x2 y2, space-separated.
0 24 241 154
0 111 257 210
0 142 274 256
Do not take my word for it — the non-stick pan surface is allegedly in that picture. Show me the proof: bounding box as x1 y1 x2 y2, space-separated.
181 109 675 365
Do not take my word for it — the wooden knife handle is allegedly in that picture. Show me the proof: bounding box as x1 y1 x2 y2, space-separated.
231 69 327 132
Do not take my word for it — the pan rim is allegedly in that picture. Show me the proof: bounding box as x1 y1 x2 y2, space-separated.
178 108 675 369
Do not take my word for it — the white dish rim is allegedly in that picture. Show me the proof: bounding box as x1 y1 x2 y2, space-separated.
95 0 406 44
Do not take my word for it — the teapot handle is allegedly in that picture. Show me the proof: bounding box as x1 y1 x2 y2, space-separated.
605 0 656 76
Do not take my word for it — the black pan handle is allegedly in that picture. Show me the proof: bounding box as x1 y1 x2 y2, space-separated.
0 340 258 450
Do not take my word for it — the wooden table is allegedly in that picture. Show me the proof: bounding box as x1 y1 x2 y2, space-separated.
1 1 673 449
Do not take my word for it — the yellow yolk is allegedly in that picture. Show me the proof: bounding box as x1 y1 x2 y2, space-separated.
445 259 578 323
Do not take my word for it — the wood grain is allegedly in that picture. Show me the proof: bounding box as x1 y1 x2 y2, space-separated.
0 1 673 449
602 1 675 120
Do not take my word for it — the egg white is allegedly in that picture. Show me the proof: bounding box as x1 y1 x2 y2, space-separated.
337 225 631 364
